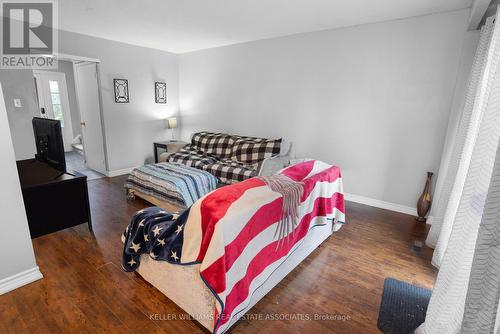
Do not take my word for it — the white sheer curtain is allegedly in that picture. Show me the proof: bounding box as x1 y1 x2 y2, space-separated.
461 140 500 333
425 17 493 267
419 12 500 333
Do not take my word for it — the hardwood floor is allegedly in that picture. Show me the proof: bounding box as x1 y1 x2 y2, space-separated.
0 176 436 334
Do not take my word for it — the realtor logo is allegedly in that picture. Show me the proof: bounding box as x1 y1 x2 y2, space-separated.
1 0 57 69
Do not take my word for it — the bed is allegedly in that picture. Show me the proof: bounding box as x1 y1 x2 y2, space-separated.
137 220 343 331
125 163 218 210
122 160 346 333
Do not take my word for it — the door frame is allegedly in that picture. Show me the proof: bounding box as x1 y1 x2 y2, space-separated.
58 54 109 173
72 61 107 174
33 69 75 152
33 53 109 174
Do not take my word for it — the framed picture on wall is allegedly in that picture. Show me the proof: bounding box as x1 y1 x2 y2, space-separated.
155 82 166 104
114 79 129 103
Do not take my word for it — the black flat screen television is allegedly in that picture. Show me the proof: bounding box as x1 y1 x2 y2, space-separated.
32 117 66 173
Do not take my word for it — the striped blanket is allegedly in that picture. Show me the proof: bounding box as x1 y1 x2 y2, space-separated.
124 163 218 207
122 160 345 333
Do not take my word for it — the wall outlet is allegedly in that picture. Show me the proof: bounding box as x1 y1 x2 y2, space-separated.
13 99 22 108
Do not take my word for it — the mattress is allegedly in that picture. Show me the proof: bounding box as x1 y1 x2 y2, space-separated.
136 220 343 332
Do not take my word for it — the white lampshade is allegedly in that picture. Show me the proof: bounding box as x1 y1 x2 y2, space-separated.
166 117 178 129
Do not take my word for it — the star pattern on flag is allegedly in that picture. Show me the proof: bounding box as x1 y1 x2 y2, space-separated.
175 224 183 235
130 242 141 253
123 206 190 271
152 225 162 236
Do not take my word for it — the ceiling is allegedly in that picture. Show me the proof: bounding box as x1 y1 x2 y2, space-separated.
59 0 473 54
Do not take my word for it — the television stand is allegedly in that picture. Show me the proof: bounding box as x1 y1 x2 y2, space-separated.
52 171 66 180
16 159 92 238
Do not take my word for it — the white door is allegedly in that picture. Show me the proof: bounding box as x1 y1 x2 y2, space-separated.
33 70 74 151
74 62 107 174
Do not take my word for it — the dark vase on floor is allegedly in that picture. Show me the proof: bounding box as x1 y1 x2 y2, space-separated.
416 172 433 222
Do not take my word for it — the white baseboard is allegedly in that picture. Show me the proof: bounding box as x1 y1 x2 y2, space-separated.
103 169 422 218
425 215 435 225
344 193 417 216
0 267 43 295
106 167 136 177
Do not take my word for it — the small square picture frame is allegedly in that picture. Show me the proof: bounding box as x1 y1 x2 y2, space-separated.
114 79 129 103
155 81 167 104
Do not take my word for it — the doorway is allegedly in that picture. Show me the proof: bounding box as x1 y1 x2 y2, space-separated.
33 70 74 151
33 58 107 179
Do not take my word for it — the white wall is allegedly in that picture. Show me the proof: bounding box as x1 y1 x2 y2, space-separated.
0 69 39 160
58 30 179 171
0 29 179 172
179 10 470 208
0 83 41 292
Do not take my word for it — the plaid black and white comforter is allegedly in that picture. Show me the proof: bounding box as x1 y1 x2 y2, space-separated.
168 145 258 184
167 132 281 184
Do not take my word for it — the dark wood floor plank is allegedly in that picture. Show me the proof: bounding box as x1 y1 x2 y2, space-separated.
0 293 31 334
74 295 131 334
0 175 436 333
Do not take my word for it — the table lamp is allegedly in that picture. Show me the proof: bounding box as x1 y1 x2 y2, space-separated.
166 117 178 141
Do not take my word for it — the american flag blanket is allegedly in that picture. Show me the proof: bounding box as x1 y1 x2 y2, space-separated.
122 160 345 334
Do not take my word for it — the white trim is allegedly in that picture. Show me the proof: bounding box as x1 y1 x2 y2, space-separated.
0 267 43 295
106 167 137 177
344 192 417 216
426 215 435 225
105 168 424 218
55 53 101 63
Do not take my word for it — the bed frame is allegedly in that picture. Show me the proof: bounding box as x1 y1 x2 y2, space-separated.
126 188 183 212
136 220 342 333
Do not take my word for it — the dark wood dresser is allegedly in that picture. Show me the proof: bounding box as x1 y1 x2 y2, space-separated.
16 159 93 238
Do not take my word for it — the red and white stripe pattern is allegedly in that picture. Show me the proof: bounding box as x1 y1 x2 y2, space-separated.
180 160 345 333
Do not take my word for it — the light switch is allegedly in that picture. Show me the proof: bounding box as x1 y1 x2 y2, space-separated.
13 99 22 108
